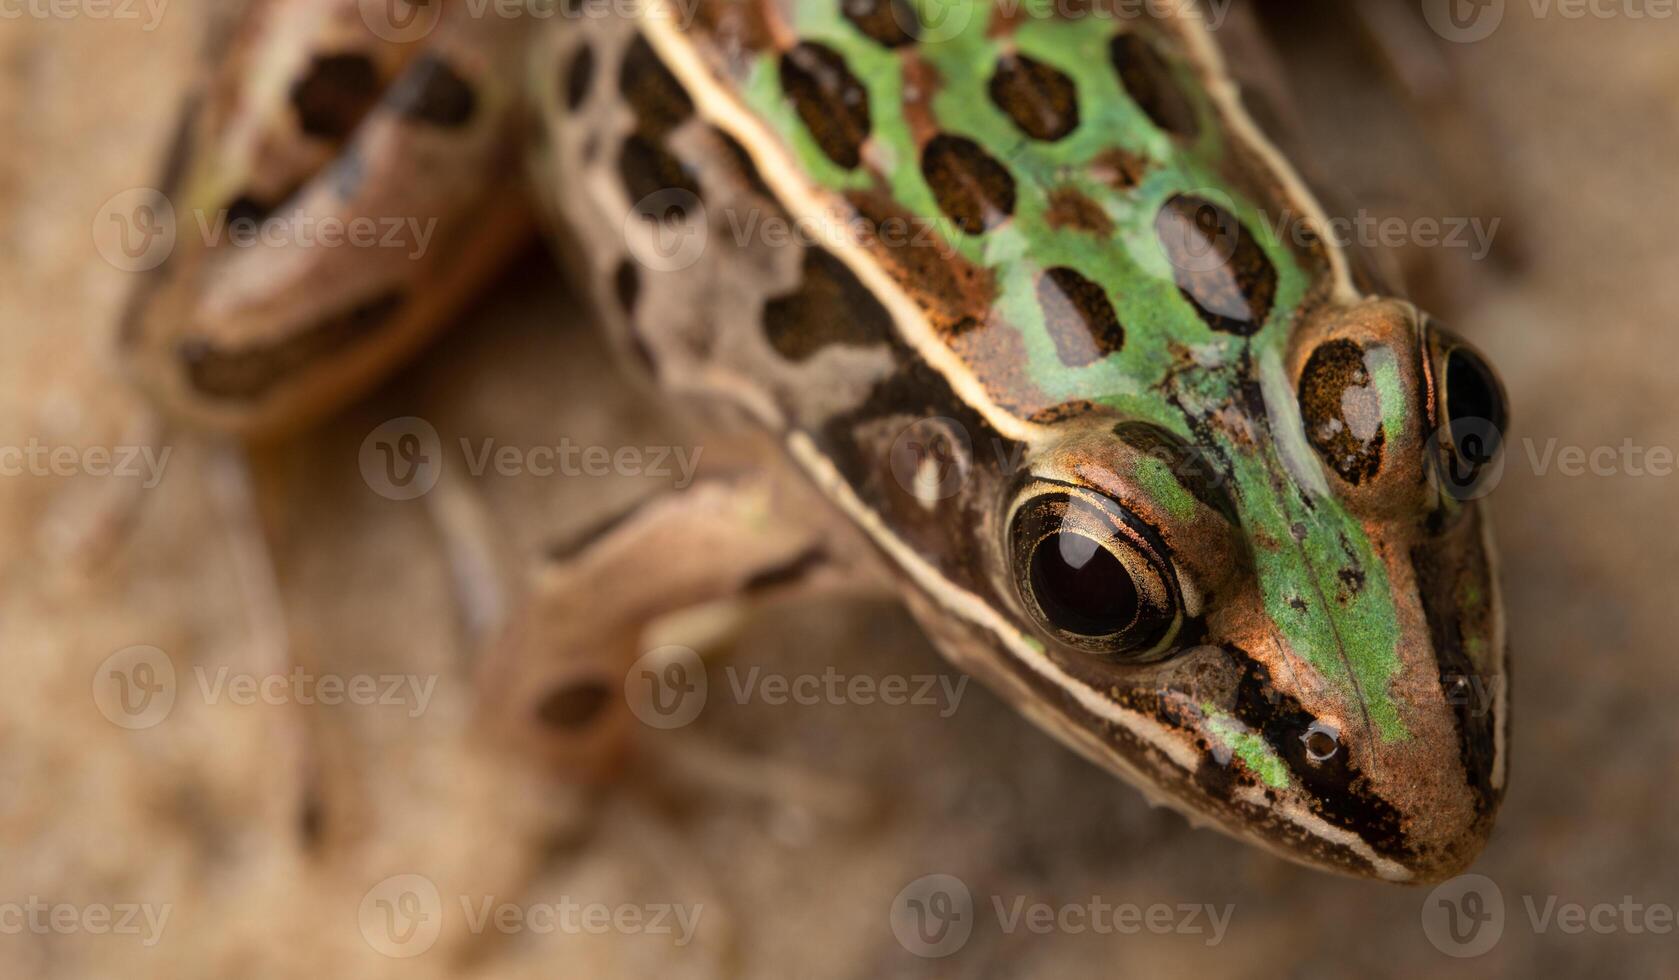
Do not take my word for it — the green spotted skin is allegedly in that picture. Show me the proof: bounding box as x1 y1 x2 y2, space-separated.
732 2 1417 730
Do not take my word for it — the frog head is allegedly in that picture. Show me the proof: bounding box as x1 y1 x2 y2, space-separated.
973 297 1508 881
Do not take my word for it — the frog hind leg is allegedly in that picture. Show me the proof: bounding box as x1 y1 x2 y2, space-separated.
120 0 535 440
473 463 890 783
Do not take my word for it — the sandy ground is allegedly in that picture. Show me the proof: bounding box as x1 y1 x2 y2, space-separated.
2 3 1677 977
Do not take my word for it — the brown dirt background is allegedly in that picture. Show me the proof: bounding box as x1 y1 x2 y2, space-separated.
2 3 1677 977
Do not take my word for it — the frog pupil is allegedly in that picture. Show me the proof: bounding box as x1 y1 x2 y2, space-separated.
1445 346 1505 433
1030 532 1139 637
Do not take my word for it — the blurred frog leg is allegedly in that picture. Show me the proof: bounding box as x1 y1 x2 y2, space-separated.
1348 0 1525 271
203 442 326 851
120 0 533 438
1247 0 1521 312
476 469 885 781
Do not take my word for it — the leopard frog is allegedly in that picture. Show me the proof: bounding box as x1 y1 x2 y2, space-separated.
119 0 1510 882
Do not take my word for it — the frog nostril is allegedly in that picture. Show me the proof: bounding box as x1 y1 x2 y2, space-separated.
1302 722 1340 763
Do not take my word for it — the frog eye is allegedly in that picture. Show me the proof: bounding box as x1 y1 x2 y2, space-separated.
1428 323 1509 498
1009 489 1183 659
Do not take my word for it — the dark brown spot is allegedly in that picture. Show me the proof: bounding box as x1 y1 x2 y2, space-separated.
1153 195 1276 335
224 195 276 229
988 52 1079 141
1090 147 1150 190
780 42 872 169
618 134 702 219
180 290 406 400
298 792 324 847
1109 33 1199 139
1036 266 1123 368
1298 339 1385 484
1044 187 1113 236
613 259 640 313
691 0 775 58
564 43 596 110
921 133 1016 236
842 0 919 47
387 54 477 128
290 52 380 141
762 247 894 361
620 35 694 138
534 681 612 731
